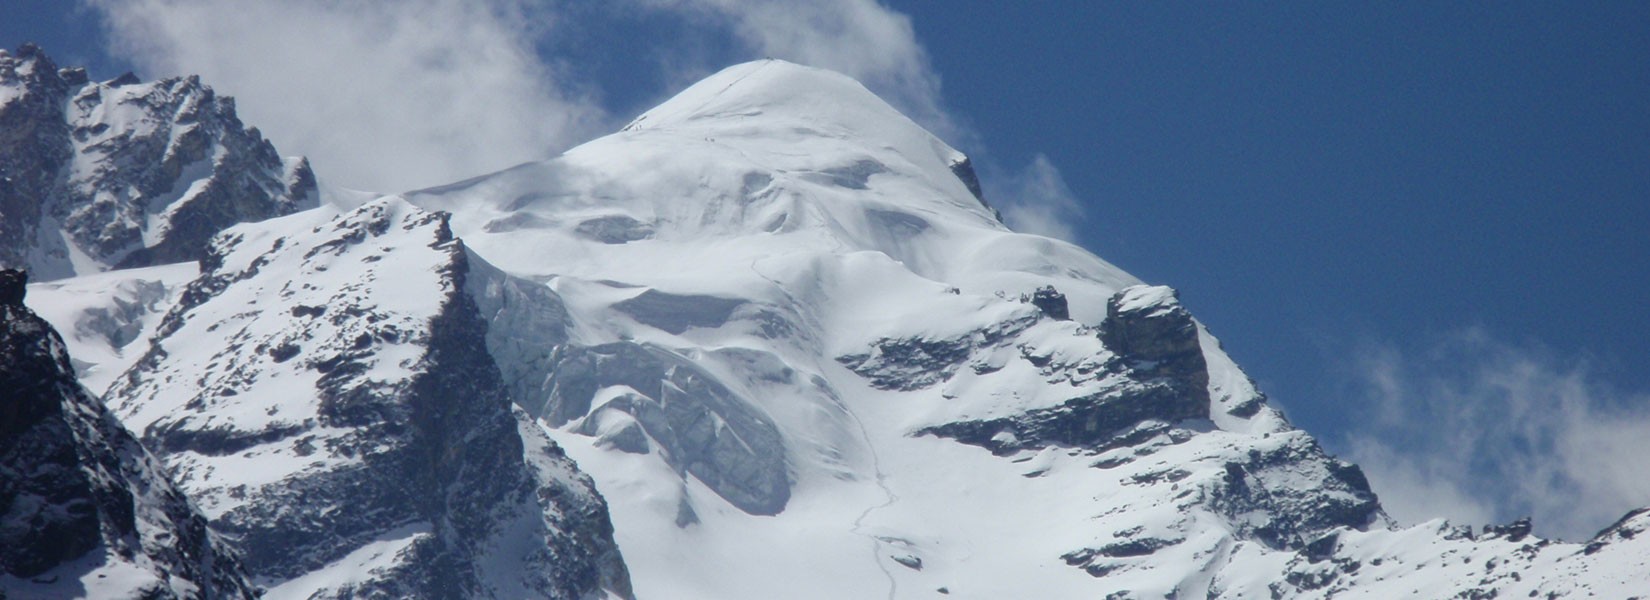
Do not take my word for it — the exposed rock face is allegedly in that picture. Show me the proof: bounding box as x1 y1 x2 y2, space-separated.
838 312 1039 391
912 285 1212 454
0 269 23 305
0 268 256 599
103 200 631 599
946 155 1004 222
0 44 316 280
1102 285 1207 393
1098 284 1210 414
1203 434 1382 550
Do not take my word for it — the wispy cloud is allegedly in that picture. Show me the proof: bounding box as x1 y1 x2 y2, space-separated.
982 154 1086 242
633 0 962 144
85 0 1090 232
1338 328 1650 540
86 0 606 192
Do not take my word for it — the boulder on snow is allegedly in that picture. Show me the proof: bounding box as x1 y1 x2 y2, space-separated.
1029 285 1070 321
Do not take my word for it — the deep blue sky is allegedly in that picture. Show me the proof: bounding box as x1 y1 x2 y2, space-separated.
4 2 1649 528
884 2 1650 436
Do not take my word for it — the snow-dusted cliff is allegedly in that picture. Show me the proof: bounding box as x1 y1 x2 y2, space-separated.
0 269 257 599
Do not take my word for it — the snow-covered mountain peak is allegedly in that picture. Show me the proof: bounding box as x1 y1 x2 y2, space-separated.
391 62 1391 598
407 62 1139 335
622 59 960 177
12 50 1650 598
609 59 998 227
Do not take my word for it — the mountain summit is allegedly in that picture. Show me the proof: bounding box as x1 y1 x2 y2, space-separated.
8 53 1650 599
623 59 995 218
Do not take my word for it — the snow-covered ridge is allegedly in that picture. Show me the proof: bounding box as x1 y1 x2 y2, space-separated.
100 198 630 599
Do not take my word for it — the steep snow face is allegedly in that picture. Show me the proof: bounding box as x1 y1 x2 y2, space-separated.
0 44 316 280
0 270 257 599
396 59 1650 598
101 199 630 599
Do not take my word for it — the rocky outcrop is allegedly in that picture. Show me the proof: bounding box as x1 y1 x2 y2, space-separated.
1098 285 1210 409
837 312 1038 391
0 268 256 599
946 155 1004 222
0 269 23 304
1028 285 1070 321
0 44 316 280
922 285 1212 454
1204 435 1382 550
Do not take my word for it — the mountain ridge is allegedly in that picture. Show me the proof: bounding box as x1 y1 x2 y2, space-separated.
0 43 316 281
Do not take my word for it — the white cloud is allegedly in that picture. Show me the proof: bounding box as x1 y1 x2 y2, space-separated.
86 0 606 192
982 154 1086 242
1339 328 1650 540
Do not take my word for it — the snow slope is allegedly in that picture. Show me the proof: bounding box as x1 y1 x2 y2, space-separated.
24 262 198 394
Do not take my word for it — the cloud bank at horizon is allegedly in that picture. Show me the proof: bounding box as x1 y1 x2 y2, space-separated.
1339 328 1650 540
